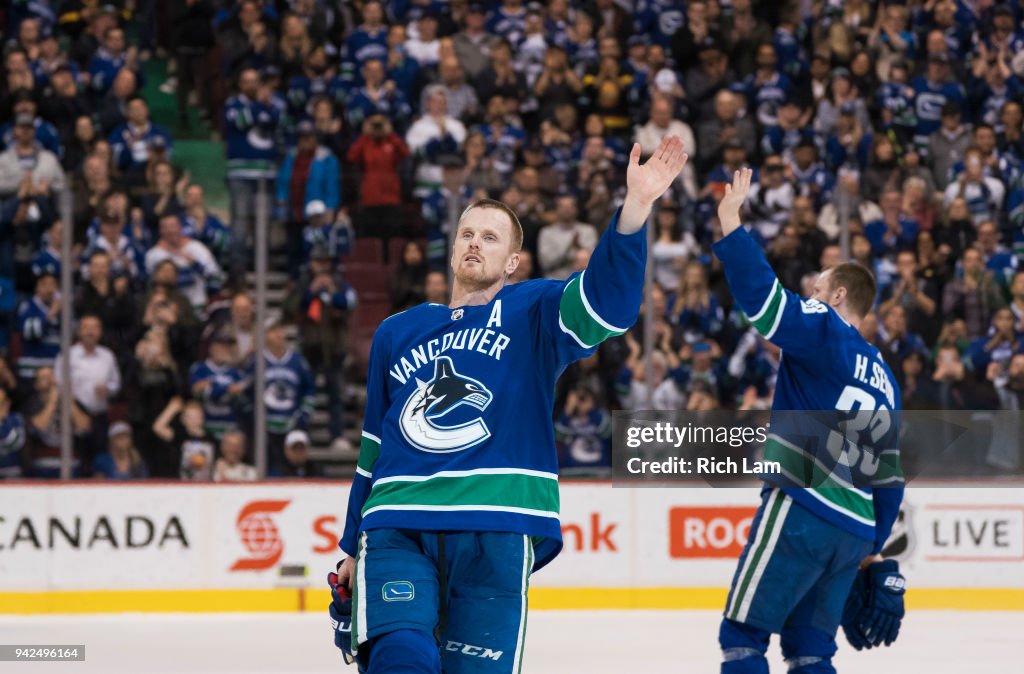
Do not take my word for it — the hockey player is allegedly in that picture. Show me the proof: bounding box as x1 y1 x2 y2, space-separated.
328 135 690 672
712 169 906 673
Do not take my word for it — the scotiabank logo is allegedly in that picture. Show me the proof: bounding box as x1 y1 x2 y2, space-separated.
669 507 756 558
231 500 290 571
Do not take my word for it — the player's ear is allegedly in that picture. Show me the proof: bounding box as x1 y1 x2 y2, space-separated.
506 252 520 276
832 285 847 307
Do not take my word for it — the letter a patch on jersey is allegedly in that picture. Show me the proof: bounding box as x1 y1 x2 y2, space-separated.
399 356 494 453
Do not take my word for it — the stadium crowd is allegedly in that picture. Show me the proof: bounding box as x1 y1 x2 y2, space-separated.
1 0 1024 480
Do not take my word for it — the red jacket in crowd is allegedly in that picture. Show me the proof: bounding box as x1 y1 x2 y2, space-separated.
346 132 409 207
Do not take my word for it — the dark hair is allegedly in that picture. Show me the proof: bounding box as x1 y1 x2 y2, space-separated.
458 198 524 252
828 262 876 319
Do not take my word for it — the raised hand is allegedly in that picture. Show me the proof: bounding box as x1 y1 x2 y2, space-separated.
625 135 689 207
717 168 753 237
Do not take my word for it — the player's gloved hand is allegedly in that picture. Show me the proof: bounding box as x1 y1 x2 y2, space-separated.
841 567 871 650
859 559 905 648
328 570 363 670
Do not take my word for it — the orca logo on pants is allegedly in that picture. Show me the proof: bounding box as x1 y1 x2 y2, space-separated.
399 356 493 453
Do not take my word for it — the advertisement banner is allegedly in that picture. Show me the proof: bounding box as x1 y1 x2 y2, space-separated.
1 482 1022 594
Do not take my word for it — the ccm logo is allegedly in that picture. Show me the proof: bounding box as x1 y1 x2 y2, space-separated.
444 641 503 661
669 507 756 558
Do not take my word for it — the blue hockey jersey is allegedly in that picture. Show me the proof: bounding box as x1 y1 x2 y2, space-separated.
16 297 61 380
225 95 281 179
340 210 646 570
713 227 904 554
0 412 26 478
256 349 316 434
188 359 244 438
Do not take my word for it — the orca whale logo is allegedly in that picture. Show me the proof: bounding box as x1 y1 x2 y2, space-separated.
399 356 493 453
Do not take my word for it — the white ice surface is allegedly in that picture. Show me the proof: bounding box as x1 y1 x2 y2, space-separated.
1 610 1020 673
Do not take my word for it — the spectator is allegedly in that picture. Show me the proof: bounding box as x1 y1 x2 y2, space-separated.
172 0 216 127
878 304 930 374
930 102 972 190
23 365 89 477
865 189 920 257
145 212 223 311
405 12 442 69
89 26 140 97
15 272 61 386
345 59 412 134
879 250 942 345
473 39 527 105
0 113 66 196
390 241 428 312
433 57 480 122
188 330 245 439
81 206 146 284
424 270 449 304
745 154 794 241
93 421 148 480
555 385 612 476
536 194 598 280
965 307 1024 380
74 251 136 363
55 315 121 474
651 200 699 291
942 245 1008 341
0 386 27 479
342 0 389 76
213 429 258 481
912 52 966 149
943 147 1006 225
153 398 216 481
108 96 173 184
899 350 940 409
272 429 323 477
408 86 467 197
635 95 697 200
670 261 725 344
1010 270 1024 332
2 95 63 157
453 4 491 80
681 38 730 121
696 89 757 175
180 184 230 267
225 68 281 275
276 121 342 272
125 326 182 476
139 161 184 232
254 319 315 474
347 113 410 253
286 249 357 450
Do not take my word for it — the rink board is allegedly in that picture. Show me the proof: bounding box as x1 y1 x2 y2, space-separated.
0 481 1022 613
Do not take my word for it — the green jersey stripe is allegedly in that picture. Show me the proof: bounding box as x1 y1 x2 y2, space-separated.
747 280 784 337
362 472 560 515
764 437 876 521
356 432 381 473
764 436 869 494
804 487 876 525
729 490 787 621
558 275 626 347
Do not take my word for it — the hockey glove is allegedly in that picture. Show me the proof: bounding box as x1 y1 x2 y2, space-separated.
328 571 364 670
859 559 905 648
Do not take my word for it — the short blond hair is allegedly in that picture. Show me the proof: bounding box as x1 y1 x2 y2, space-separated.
459 199 524 252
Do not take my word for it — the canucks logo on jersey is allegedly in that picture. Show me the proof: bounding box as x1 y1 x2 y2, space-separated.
399 357 493 453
